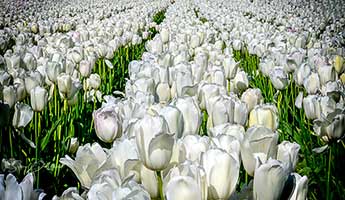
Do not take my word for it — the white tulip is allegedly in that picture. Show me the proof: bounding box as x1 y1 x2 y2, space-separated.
269 67 290 90
93 105 122 143
241 126 278 176
172 96 201 136
277 141 300 171
135 114 174 171
303 72 320 94
165 176 202 200
2 86 16 108
30 86 48 112
12 103 33 129
241 88 263 111
201 148 240 199
289 173 308 200
253 159 289 200
249 104 279 130
159 105 184 139
60 143 107 189
302 95 321 120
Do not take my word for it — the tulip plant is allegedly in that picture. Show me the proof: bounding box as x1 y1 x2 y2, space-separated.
1 0 345 199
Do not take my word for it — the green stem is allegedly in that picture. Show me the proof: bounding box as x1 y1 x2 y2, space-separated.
326 147 332 200
156 171 165 200
34 111 40 188
8 126 13 158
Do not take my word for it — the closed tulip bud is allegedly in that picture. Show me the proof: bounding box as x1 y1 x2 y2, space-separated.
190 34 201 48
260 59 275 77
303 72 320 94
46 61 63 83
317 65 336 86
135 114 174 171
223 56 239 79
93 105 122 143
172 96 201 136
277 141 300 171
57 74 81 100
302 95 321 120
201 148 240 199
181 135 211 162
249 104 279 130
294 63 311 86
159 105 184 139
334 55 344 73
12 103 33 129
79 60 92 77
269 67 290 90
160 27 169 44
241 126 278 176
233 70 249 92
241 88 263 111
86 74 101 90
156 82 171 103
253 159 289 200
165 176 202 200
289 173 308 200
23 53 37 71
30 86 48 112
233 39 242 51
198 83 225 111
3 85 16 108
13 78 26 101
313 111 345 142
68 137 79 154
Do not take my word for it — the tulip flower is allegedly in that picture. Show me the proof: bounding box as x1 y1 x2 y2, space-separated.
313 110 345 142
277 141 300 171
241 88 263 111
12 103 33 129
241 126 278 176
303 72 320 94
302 95 321 120
269 67 290 90
46 61 63 83
52 187 83 200
79 60 92 78
158 105 184 139
181 135 211 162
2 85 16 108
165 176 202 200
253 159 290 200
317 65 336 86
288 173 308 200
93 105 122 143
57 73 81 100
135 113 174 171
233 70 249 92
333 55 344 73
249 104 279 130
0 173 46 200
172 96 201 136
201 148 240 199
30 86 48 112
60 143 107 189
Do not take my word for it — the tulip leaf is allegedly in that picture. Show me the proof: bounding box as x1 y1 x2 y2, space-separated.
40 116 64 151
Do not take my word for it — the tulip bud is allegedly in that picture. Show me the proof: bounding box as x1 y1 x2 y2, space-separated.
302 95 321 120
249 104 279 130
233 70 249 92
333 55 344 73
241 88 263 111
253 159 289 200
3 85 16 108
156 82 171 103
294 63 311 86
86 74 101 90
269 67 289 90
277 141 300 171
159 105 184 139
68 138 79 154
30 86 48 112
165 176 202 200
160 27 169 44
79 60 92 77
190 34 200 48
223 56 239 79
135 114 174 170
317 65 336 86
12 103 33 129
93 105 122 143
289 173 308 200
46 61 63 83
303 72 320 94
57 74 81 100
241 126 278 176
201 148 240 199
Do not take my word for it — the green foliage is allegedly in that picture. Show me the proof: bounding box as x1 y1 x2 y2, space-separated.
233 48 345 200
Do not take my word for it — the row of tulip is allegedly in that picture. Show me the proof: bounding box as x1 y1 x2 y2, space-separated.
1 0 170 197
53 0 312 199
194 0 345 199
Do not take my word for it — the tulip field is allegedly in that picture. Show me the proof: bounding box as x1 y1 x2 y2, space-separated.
1 0 345 199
